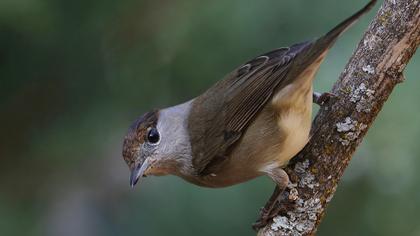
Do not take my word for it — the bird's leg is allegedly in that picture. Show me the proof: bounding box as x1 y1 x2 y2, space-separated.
253 168 289 231
313 92 336 106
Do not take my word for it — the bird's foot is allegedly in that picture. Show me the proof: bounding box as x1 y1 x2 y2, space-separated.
252 199 281 230
253 185 294 231
253 168 291 231
253 186 299 231
313 92 337 106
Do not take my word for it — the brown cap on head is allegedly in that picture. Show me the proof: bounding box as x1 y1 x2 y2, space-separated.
122 110 159 169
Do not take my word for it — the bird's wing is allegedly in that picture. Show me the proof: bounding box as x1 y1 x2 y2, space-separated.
188 0 377 175
188 42 311 175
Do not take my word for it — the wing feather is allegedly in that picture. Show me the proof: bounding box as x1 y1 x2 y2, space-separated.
188 0 377 175
188 44 310 174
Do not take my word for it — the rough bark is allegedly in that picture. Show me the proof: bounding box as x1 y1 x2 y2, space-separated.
258 0 420 235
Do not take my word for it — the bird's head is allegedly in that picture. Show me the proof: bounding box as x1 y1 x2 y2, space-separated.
122 110 163 188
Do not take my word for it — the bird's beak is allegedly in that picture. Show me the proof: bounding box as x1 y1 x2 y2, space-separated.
130 158 150 188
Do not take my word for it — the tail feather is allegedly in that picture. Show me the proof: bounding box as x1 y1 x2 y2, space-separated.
318 0 377 48
291 0 377 71
287 0 377 81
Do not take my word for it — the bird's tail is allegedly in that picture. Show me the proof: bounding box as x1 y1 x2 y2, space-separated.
316 0 377 49
288 0 377 74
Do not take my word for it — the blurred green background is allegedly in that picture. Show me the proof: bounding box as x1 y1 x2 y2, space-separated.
1 0 419 235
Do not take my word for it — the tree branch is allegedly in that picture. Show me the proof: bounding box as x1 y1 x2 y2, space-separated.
258 0 420 235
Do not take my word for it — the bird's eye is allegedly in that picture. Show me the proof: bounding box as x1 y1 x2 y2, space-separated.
147 128 160 144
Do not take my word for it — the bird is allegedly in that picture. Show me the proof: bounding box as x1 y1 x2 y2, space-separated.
122 0 376 228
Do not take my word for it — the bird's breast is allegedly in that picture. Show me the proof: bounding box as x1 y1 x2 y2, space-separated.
275 107 311 161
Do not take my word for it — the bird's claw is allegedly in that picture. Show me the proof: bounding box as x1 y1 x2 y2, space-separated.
313 92 338 106
252 204 281 231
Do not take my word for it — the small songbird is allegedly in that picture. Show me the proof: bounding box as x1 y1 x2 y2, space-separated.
122 0 376 227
